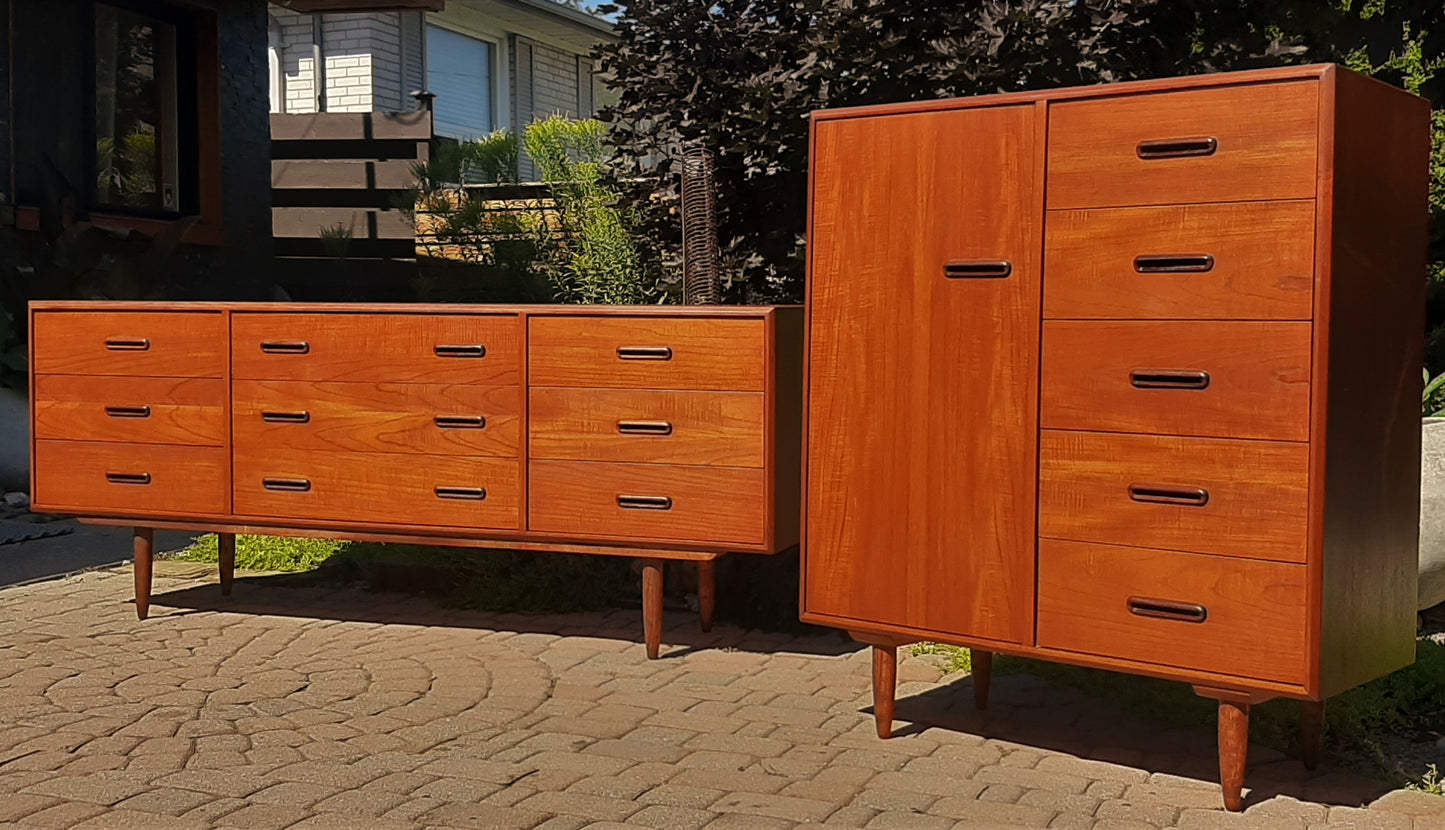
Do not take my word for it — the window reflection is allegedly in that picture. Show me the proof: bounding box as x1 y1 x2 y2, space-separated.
94 3 179 212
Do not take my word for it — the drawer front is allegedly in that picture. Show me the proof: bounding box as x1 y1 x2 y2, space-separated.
529 388 765 466
529 317 766 391
1041 321 1311 441
33 376 226 446
1039 430 1309 563
529 460 766 546
233 380 519 457
1047 81 1319 209
234 450 519 530
33 440 227 516
232 313 521 384
1037 539 1307 685
1044 201 1315 320
32 311 226 378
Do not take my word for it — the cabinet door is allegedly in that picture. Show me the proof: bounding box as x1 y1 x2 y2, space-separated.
804 105 1042 645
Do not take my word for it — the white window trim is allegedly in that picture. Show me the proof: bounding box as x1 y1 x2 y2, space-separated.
423 16 510 134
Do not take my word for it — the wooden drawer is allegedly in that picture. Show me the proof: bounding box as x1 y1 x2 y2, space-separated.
529 317 766 391
1043 201 1315 320
1039 430 1309 563
1037 540 1307 685
31 311 226 378
529 460 766 546
32 440 227 516
1047 81 1319 209
33 376 226 446
234 449 519 530
233 380 519 457
529 388 765 467
231 313 521 385
1041 321 1311 441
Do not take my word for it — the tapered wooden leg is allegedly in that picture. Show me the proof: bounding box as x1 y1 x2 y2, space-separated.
1301 699 1325 771
971 648 993 710
696 559 715 633
218 533 236 597
133 527 154 621
641 558 664 659
872 645 897 739
1218 700 1250 812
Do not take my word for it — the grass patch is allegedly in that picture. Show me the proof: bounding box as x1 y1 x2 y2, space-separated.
1410 764 1445 796
910 642 973 674
171 533 344 572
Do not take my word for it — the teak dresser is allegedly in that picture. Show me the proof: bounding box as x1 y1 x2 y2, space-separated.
28 302 802 658
802 64 1429 809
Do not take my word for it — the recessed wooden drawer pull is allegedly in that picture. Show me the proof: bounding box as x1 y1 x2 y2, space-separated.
433 344 486 358
105 472 151 485
617 420 674 436
617 346 673 361
434 486 487 501
261 411 310 424
943 260 1012 279
1128 484 1210 507
1127 596 1209 623
262 477 311 492
104 337 150 351
260 341 310 355
104 405 151 419
434 415 487 429
617 495 673 510
1136 137 1219 159
1130 369 1211 390
1134 254 1215 273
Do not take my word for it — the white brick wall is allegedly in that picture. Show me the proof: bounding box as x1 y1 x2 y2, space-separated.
268 7 408 114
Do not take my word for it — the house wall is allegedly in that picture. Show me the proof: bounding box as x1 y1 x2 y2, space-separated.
270 7 411 114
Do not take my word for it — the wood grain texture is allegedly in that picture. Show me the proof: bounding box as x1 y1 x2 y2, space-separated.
233 449 521 530
528 387 765 467
134 527 153 621
231 312 522 384
1043 201 1315 320
803 104 1041 644
33 300 794 317
1041 321 1312 441
528 460 766 547
1047 81 1319 209
218 532 235 597
1037 539 1308 685
528 316 766 391
33 376 226 446
872 645 897 739
642 558 664 659
1217 700 1250 812
233 380 520 457
32 440 228 517
1039 430 1309 563
31 311 226 378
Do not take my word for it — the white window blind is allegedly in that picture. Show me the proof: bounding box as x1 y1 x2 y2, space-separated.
426 25 493 140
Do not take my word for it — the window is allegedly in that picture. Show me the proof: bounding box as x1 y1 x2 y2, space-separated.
426 25 494 140
94 2 184 213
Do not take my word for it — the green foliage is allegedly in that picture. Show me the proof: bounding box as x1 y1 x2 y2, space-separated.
172 534 345 572
1425 368 1445 417
420 130 521 187
1410 765 1445 796
317 223 354 261
909 642 973 674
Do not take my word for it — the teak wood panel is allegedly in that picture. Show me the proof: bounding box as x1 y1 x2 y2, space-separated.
1043 201 1316 320
31 311 226 378
804 104 1041 644
528 460 766 546
33 376 226 446
232 380 520 457
33 440 228 516
231 313 521 385
528 317 766 392
1039 430 1309 563
1041 321 1312 441
233 449 520 530
1046 81 1320 209
1036 540 1309 685
528 387 765 467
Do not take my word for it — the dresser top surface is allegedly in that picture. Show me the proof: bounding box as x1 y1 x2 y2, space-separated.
29 301 799 318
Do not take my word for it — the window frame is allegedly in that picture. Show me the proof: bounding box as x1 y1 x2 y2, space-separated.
424 18 508 141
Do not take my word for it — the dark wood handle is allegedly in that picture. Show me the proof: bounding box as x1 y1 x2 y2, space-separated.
435 486 487 501
1134 254 1215 273
1137 137 1218 159
1128 596 1208 623
1130 370 1210 390
1128 484 1210 507
260 341 310 355
617 495 673 511
261 411 310 424
617 346 673 361
105 405 151 419
617 420 674 436
434 344 486 358
105 472 151 485
104 337 150 351
943 260 1012 279
262 477 311 492
434 415 487 429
